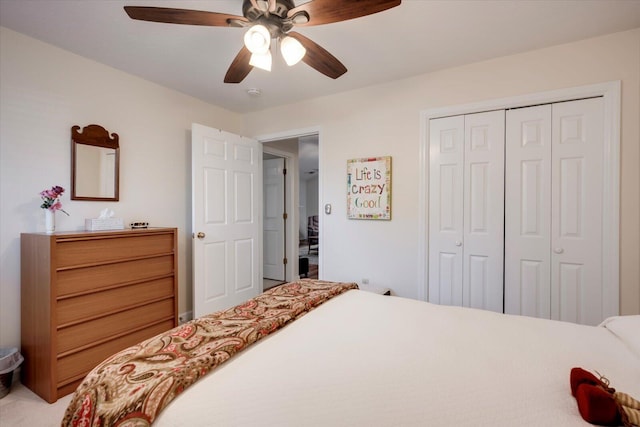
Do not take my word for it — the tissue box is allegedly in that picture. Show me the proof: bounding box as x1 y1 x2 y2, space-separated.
85 218 124 231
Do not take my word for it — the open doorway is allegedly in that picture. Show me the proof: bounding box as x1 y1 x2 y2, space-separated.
261 131 319 284
297 136 319 279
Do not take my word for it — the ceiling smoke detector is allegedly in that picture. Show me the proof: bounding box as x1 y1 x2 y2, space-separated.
246 88 262 97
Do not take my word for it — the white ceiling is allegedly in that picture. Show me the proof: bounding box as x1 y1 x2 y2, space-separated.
1 0 639 114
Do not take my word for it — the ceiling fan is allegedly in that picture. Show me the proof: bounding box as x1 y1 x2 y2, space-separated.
124 0 401 83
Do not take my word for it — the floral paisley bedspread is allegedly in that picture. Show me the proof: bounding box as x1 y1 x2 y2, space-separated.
61 279 358 427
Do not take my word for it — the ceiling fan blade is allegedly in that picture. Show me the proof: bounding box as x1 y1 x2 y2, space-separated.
224 46 253 83
288 0 401 26
288 32 347 79
124 6 247 27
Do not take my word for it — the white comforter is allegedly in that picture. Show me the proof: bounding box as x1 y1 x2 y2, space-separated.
157 290 640 426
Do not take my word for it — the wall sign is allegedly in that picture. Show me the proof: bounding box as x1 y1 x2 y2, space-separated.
347 156 391 220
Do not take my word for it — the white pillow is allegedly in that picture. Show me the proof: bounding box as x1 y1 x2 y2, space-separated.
600 315 640 358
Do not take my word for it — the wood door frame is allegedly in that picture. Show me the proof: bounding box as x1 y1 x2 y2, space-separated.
257 125 322 280
418 81 621 318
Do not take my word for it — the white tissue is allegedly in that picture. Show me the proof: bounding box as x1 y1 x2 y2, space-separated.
98 208 115 219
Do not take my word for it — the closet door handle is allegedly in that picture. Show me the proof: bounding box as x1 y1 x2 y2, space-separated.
455 240 462 247
553 247 564 254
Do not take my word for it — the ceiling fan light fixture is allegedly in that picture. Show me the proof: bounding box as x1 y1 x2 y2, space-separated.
280 36 306 66
244 24 271 54
249 51 272 71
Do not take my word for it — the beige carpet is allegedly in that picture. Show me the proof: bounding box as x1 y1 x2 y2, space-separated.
0 380 71 426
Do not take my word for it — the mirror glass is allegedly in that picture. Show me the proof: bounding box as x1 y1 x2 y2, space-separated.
71 124 119 201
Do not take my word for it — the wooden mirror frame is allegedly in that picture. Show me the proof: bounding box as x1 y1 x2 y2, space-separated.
71 124 120 201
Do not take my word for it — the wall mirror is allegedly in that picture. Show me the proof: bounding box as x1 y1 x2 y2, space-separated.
71 124 119 201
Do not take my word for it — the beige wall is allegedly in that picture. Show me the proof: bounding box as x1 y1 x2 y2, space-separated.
0 27 242 347
1 26 638 349
243 28 640 315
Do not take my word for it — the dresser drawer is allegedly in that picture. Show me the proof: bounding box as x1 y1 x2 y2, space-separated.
57 320 174 387
57 277 174 325
56 255 174 296
57 299 175 354
56 233 174 268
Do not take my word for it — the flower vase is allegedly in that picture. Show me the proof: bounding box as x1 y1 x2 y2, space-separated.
45 209 55 234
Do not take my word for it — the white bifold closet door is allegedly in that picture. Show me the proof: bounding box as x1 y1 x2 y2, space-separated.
504 105 552 319
428 110 505 313
505 98 604 325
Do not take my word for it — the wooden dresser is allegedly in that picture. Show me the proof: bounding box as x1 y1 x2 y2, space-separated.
20 228 178 403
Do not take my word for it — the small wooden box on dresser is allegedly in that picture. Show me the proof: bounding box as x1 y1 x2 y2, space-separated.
20 227 178 403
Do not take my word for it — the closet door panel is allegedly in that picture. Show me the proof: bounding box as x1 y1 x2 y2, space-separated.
504 105 552 318
468 255 489 309
436 252 459 305
463 111 504 312
551 98 604 326
428 116 464 306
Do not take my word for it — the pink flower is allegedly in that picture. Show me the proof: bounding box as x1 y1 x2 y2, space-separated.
39 185 69 215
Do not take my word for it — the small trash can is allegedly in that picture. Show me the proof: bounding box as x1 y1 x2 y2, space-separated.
0 348 24 399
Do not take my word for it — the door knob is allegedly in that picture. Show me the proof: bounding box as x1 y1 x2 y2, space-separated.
196 232 205 239
455 240 462 247
553 247 564 254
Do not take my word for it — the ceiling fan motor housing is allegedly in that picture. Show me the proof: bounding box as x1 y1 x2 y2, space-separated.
243 0 294 20
242 0 297 38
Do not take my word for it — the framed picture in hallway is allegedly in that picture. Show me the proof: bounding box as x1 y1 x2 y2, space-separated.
347 156 391 220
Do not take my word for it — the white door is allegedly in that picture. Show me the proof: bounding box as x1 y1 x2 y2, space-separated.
462 111 504 312
428 111 504 312
263 157 285 280
504 98 605 325
505 104 552 318
428 115 464 306
192 124 262 318
551 98 604 325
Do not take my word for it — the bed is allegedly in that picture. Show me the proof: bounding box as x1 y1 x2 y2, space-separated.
62 280 640 426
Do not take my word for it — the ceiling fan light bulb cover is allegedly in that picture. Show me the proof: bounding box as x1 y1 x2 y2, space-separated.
244 24 271 54
249 51 272 71
281 36 306 66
